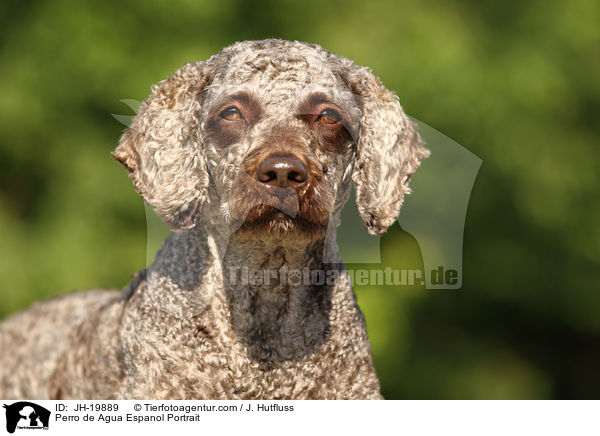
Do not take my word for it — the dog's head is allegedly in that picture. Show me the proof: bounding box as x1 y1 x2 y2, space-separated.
113 40 429 243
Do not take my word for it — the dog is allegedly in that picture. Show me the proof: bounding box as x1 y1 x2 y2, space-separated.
0 39 429 399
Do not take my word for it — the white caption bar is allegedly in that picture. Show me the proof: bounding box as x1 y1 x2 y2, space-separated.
0 400 598 436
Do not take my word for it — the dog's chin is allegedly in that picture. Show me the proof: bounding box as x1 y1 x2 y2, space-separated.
235 206 328 243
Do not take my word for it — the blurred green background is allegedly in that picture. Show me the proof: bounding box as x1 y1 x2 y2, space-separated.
1 0 599 399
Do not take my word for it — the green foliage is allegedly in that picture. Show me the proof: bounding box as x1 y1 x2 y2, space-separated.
0 0 598 398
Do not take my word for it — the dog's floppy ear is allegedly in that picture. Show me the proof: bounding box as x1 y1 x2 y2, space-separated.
112 62 211 232
342 64 430 235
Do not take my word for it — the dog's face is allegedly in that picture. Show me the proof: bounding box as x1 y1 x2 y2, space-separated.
202 49 361 242
113 40 429 243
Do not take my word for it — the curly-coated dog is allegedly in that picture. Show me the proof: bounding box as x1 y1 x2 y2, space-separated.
0 39 429 399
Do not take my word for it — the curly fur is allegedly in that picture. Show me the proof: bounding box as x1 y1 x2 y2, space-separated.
0 39 428 399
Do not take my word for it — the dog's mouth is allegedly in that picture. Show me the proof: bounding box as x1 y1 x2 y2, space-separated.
234 200 329 241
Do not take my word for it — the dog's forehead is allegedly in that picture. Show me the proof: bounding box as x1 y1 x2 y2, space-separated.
224 48 334 84
207 47 353 109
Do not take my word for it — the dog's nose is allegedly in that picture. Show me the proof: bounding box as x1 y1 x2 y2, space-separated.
256 154 308 189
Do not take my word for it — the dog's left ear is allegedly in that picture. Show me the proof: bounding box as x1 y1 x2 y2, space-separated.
341 63 430 235
112 62 212 232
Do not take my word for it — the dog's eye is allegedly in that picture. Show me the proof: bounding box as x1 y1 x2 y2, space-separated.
220 107 243 121
318 109 340 125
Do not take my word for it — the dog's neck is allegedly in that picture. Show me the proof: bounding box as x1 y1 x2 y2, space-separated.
145 223 345 363
220 233 336 362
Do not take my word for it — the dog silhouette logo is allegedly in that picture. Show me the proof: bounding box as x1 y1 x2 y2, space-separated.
2 402 50 433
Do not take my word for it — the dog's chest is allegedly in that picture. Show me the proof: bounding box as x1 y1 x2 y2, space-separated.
125 327 370 399
119 278 380 399
121 311 377 399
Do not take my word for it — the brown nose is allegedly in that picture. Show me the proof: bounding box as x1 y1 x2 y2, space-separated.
256 154 308 189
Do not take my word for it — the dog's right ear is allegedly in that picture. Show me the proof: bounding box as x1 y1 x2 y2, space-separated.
112 62 212 232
